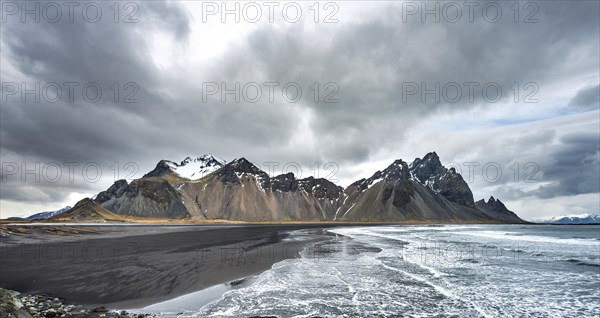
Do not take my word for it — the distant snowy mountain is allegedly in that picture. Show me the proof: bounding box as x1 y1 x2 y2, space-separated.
26 206 72 220
538 214 600 224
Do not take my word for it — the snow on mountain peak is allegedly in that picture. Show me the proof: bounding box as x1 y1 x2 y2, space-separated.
26 206 72 220
167 155 226 180
536 214 600 224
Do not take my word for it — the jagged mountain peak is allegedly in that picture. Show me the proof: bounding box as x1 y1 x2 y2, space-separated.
382 159 411 179
426 151 439 158
409 152 445 183
478 196 507 210
411 151 440 164
474 196 524 223
181 154 225 166
216 157 270 187
95 179 129 204
270 172 299 192
143 160 175 178
477 196 502 205
170 155 226 179
230 157 252 165
224 157 265 174
407 152 476 208
349 159 411 193
297 176 344 199
275 172 296 180
391 158 407 166
143 155 226 180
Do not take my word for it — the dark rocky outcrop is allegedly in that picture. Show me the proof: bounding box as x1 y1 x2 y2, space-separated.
143 159 175 178
95 179 189 218
409 152 476 208
215 158 271 188
298 176 343 200
475 196 526 223
0 288 32 318
271 173 299 192
0 289 150 318
410 152 445 182
94 179 128 203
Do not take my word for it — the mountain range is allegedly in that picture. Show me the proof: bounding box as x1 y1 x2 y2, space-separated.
537 214 600 224
6 206 72 221
49 152 526 223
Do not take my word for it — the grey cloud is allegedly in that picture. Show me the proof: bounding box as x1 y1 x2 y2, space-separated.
532 131 600 198
440 114 600 202
144 0 191 40
1 1 193 163
203 1 599 164
569 84 600 108
0 1 598 214
0 1 193 204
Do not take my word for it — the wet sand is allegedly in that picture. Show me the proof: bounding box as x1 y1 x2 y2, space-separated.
0 224 333 309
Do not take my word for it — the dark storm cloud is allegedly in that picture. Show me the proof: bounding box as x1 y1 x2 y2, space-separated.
0 1 300 206
0 0 599 212
1 1 193 204
446 112 600 202
487 128 600 201
533 131 600 198
569 84 600 108
1 1 191 162
202 1 599 164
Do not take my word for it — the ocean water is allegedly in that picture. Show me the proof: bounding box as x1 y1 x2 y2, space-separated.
149 225 600 317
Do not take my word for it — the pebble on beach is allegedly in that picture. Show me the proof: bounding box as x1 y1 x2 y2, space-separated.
0 289 153 318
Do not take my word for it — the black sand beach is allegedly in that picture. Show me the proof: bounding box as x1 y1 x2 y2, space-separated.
0 224 333 309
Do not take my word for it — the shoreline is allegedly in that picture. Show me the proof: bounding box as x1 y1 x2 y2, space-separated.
0 288 154 318
1 219 525 225
0 224 334 309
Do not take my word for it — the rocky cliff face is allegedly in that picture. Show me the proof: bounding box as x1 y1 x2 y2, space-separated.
409 152 476 208
95 178 189 218
336 158 490 222
475 196 525 223
81 152 525 223
177 158 344 221
94 157 343 221
93 155 227 219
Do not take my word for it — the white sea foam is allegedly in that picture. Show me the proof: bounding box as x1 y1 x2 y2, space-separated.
149 225 600 317
460 230 599 246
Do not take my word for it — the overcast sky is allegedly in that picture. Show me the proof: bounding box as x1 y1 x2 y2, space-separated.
1 0 598 220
